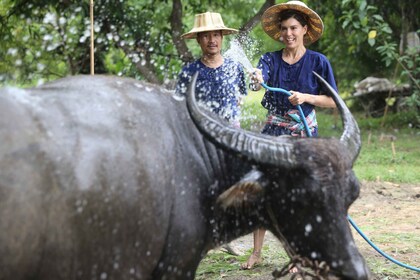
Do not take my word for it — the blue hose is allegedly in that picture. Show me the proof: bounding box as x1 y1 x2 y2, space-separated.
260 83 312 137
260 83 420 273
348 216 420 272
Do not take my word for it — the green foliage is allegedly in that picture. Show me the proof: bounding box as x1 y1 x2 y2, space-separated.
375 42 397 67
339 0 396 66
0 0 269 86
103 47 131 76
337 0 420 113
0 1 95 86
1 0 419 117
398 43 420 110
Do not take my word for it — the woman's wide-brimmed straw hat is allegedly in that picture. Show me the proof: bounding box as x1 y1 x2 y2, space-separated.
181 12 238 39
261 0 324 45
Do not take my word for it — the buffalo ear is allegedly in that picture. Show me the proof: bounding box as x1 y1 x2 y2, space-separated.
216 181 263 210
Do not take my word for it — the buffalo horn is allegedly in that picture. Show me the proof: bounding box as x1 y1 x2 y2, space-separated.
186 73 297 167
312 72 361 163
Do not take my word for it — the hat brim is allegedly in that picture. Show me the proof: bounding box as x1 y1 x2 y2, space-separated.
261 3 324 45
181 27 238 39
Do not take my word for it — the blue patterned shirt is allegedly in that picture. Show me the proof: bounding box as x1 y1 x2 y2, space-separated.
175 58 247 122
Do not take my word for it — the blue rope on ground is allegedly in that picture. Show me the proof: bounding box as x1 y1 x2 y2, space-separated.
260 83 420 273
348 215 420 272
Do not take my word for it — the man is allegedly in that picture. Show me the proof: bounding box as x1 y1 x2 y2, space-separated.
175 12 247 127
175 12 246 256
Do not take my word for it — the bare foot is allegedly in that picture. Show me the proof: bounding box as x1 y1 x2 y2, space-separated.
289 266 299 273
241 251 262 270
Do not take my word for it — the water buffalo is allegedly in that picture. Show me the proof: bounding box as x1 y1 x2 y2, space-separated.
0 74 369 280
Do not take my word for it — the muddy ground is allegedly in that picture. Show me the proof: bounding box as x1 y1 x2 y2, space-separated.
201 181 420 280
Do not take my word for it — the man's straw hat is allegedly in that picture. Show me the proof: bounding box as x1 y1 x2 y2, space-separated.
181 12 238 39
261 1 324 45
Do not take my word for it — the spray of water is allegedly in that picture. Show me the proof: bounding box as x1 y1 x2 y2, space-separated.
224 38 255 74
223 37 262 126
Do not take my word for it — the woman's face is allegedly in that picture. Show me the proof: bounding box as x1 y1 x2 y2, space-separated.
280 17 307 49
196 31 223 56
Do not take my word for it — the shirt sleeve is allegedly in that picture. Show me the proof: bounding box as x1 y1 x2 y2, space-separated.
317 55 338 93
257 53 272 84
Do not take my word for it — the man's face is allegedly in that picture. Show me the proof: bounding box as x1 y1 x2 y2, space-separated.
196 31 223 56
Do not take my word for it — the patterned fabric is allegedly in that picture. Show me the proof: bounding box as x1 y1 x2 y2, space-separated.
175 58 247 123
264 109 318 137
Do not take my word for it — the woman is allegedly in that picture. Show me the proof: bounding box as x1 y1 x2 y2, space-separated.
243 0 338 270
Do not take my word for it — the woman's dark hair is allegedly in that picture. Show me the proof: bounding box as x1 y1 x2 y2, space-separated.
279 10 308 27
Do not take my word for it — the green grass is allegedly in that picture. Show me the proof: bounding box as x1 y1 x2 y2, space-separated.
361 231 420 280
196 246 290 280
240 91 420 184
240 90 267 131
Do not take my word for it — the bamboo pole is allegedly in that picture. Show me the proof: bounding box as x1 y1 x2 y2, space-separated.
90 0 94 75
391 141 396 159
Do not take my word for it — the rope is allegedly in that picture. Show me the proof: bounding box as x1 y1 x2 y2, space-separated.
261 83 420 273
267 204 329 279
348 215 420 272
272 256 329 280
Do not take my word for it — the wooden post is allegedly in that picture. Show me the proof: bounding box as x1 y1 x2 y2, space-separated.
90 0 94 75
391 141 396 159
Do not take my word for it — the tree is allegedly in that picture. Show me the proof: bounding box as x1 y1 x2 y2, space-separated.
336 0 419 113
0 0 274 87
1 0 418 106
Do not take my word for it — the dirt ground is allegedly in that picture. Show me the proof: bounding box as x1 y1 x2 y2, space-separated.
205 181 420 280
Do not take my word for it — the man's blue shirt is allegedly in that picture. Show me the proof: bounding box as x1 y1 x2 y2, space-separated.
175 58 247 121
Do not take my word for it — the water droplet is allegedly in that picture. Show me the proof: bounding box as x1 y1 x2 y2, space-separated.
7 48 18 56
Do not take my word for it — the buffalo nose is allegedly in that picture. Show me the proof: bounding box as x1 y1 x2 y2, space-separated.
340 257 371 280
341 268 370 280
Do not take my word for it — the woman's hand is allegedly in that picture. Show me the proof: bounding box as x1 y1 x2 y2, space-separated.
288 90 306 105
249 68 263 91
251 68 263 83
289 91 337 108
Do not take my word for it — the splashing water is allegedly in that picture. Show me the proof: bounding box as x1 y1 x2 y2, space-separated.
224 38 255 73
